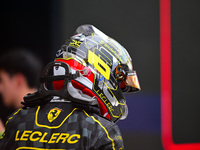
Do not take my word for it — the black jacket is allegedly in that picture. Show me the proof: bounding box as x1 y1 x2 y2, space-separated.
0 98 124 150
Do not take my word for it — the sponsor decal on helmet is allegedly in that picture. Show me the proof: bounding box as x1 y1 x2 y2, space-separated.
69 40 82 48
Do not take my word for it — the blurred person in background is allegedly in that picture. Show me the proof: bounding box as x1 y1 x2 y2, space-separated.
0 50 42 136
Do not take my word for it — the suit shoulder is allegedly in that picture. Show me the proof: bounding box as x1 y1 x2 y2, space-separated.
5 107 37 126
79 109 116 130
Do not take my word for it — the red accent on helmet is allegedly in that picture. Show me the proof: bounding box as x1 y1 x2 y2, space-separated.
53 80 64 91
53 59 110 120
55 59 94 83
71 80 110 120
120 81 126 90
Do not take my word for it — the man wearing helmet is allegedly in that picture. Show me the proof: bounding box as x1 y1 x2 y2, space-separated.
0 25 140 150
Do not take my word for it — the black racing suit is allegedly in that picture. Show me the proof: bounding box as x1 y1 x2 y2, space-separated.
0 98 124 150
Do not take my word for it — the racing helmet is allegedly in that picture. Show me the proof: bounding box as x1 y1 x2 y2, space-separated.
53 25 140 122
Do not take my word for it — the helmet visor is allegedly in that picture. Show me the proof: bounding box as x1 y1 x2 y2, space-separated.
125 71 141 91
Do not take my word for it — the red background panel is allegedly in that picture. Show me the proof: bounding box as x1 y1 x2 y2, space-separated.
160 0 200 149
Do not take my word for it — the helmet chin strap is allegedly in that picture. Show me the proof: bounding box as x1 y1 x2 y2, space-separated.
22 61 98 107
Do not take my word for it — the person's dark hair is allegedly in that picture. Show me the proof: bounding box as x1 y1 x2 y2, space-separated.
0 49 42 88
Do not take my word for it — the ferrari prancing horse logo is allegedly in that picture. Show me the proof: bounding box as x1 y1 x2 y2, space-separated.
47 107 62 122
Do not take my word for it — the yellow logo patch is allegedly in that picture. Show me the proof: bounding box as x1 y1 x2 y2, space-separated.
69 40 82 48
47 108 62 122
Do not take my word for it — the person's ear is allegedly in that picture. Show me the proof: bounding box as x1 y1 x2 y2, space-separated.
14 73 26 88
